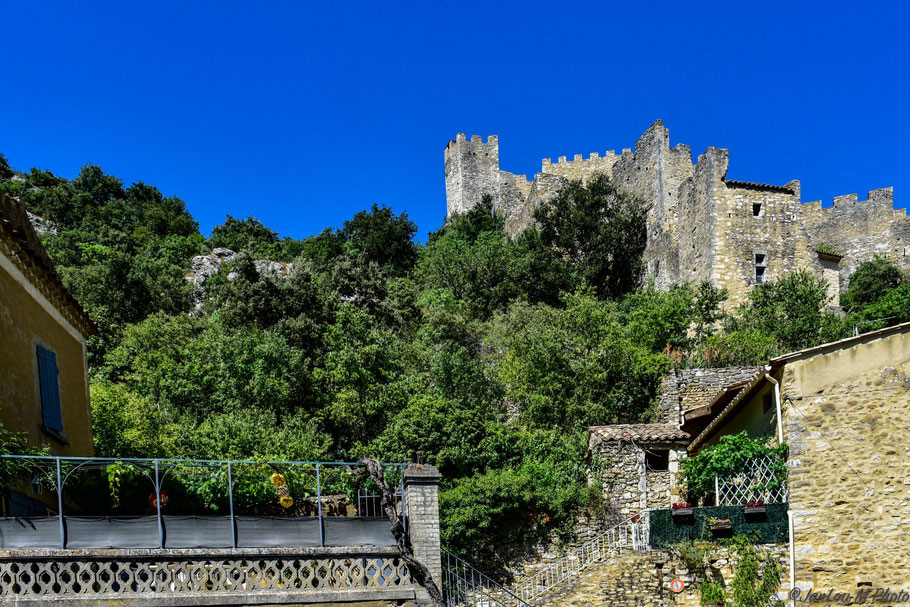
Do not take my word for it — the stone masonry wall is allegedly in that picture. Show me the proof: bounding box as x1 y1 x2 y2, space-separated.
783 358 910 591
657 367 761 425
443 121 908 306
538 545 789 607
588 436 686 517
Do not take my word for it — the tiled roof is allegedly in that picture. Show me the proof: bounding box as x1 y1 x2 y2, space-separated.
724 179 795 194
589 423 690 442
0 193 96 336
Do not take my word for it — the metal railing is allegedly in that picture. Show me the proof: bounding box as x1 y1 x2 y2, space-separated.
443 550 534 607
0 454 408 549
510 512 650 603
715 455 788 506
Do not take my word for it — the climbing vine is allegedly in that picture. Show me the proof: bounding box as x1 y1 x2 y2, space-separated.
680 432 788 503
681 534 782 607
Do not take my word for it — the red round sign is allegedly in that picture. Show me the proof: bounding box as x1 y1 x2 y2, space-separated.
671 579 685 593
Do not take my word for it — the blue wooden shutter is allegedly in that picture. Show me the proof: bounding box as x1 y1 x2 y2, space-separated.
36 345 63 432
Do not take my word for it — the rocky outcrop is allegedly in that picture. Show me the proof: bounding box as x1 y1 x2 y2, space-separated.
186 248 293 308
26 210 59 236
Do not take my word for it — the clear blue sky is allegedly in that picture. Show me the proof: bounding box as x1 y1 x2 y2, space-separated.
2 1 908 241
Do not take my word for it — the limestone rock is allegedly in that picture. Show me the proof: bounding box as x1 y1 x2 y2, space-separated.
185 248 292 308
26 210 59 236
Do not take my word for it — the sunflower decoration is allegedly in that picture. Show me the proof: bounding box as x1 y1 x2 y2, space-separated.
269 472 293 509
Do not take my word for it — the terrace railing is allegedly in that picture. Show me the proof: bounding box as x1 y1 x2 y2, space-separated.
0 455 408 550
715 455 788 506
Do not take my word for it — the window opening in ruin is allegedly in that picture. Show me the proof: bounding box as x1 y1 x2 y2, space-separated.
752 203 762 217
645 449 670 472
754 252 768 285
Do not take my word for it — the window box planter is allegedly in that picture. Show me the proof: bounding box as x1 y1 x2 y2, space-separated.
707 518 732 537
671 508 693 519
743 505 766 515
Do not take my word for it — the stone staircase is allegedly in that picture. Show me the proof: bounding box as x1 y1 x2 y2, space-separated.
533 549 707 607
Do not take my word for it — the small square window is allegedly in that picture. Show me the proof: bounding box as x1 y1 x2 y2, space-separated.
752 203 762 217
756 266 766 284
646 449 670 472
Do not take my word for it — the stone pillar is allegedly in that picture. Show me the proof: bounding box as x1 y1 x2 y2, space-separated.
404 463 442 599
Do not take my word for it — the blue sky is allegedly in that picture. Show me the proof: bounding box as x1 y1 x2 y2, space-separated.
2 1 908 241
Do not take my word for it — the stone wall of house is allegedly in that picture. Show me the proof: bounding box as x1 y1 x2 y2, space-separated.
657 367 761 424
537 545 789 607
782 337 910 592
588 436 686 517
443 121 908 305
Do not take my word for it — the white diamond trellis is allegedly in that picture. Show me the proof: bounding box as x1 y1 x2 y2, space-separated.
716 455 789 506
0 554 415 601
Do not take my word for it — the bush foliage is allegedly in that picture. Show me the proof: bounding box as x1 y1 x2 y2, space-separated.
2 154 898 559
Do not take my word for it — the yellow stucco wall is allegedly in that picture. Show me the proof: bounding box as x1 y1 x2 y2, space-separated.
0 252 93 456
703 382 778 449
782 330 910 590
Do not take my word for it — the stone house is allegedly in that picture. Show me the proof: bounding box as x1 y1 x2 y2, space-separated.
587 424 690 519
0 193 96 515
687 322 910 593
591 322 910 594
444 121 910 305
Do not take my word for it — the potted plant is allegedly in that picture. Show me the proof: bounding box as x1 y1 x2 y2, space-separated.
671 501 693 518
707 517 732 535
743 498 766 515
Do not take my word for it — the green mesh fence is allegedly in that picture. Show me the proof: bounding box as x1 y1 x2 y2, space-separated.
649 503 789 547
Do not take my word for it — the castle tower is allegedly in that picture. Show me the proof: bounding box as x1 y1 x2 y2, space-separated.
444 134 501 217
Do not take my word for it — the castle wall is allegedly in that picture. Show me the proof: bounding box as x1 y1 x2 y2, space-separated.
800 188 910 295
444 134 501 217
610 122 694 290
711 180 807 305
540 151 620 182
443 122 906 306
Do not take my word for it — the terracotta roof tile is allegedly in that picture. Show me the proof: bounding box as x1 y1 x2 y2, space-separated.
589 423 690 442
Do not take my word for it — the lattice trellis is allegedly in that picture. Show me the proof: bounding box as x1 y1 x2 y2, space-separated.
0 555 414 600
716 455 788 506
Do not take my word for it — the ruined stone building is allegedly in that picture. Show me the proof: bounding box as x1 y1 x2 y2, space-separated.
444 121 910 304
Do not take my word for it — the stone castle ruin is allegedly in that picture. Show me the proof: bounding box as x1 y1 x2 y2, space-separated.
444 120 910 304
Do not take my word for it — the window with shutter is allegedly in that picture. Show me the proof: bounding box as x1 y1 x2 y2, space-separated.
36 345 63 433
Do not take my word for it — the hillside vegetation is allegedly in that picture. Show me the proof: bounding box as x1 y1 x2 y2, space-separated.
2 153 906 560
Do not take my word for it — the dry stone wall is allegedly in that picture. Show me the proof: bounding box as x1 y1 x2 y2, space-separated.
538 545 789 607
657 367 761 424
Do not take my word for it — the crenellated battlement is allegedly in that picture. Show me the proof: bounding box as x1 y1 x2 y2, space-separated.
443 121 906 305
445 134 498 156
806 188 900 213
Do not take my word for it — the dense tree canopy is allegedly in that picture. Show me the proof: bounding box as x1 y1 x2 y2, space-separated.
1 154 891 562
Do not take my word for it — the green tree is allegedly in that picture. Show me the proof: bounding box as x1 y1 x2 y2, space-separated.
340 204 418 276
725 270 846 353
0 153 13 180
841 256 904 310
209 215 278 252
490 290 670 430
534 174 647 300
